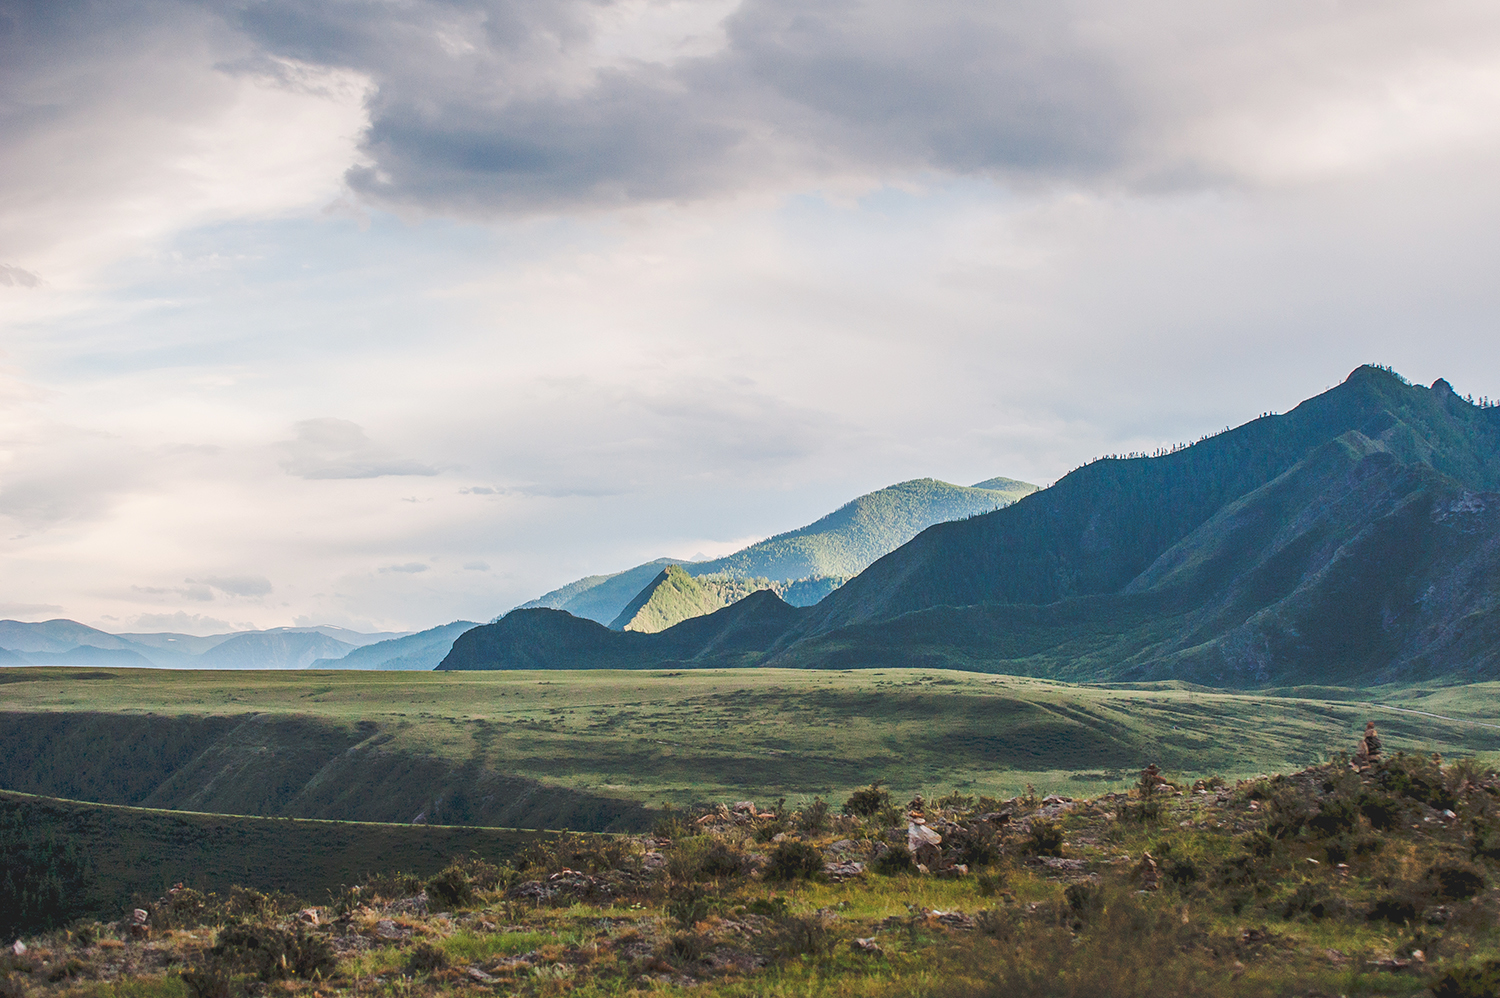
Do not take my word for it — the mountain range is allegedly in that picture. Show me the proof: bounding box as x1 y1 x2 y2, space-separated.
0 620 459 671
440 366 1500 687
514 476 1038 625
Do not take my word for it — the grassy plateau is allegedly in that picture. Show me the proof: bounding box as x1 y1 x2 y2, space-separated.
2 666 1498 814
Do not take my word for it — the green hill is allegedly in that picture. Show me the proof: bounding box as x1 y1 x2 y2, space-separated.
609 566 726 632
514 477 1037 625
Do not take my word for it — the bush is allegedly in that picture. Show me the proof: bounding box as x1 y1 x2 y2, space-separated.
1431 960 1500 998
653 804 694 840
798 798 831 834
764 840 825 882
977 871 1007 897
843 783 891 818
1428 863 1486 901
426 865 474 909
762 914 834 958
667 885 717 928
943 822 1000 868
1023 820 1065 857
405 941 449 975
695 840 748 880
872 846 916 876
208 924 335 982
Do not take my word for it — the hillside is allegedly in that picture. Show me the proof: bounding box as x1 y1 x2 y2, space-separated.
309 620 478 670
0 790 546 939
446 367 1500 687
513 476 1037 625
608 565 724 632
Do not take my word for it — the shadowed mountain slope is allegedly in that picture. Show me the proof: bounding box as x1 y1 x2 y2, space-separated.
442 368 1500 687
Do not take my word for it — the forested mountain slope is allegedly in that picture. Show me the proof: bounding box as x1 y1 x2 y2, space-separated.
442 367 1500 687
513 477 1036 624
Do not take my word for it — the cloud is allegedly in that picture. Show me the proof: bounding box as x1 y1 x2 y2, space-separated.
133 583 216 602
185 0 1500 216
278 418 438 479
0 601 65 618
0 265 42 288
127 611 238 634
191 575 274 597
463 561 491 571
380 562 430 573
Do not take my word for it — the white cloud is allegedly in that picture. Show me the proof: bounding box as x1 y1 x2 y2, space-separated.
278 419 439 480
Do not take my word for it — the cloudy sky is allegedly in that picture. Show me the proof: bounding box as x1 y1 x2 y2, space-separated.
3 0 1499 634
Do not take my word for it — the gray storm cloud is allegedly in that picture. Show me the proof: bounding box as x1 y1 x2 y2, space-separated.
0 0 1476 217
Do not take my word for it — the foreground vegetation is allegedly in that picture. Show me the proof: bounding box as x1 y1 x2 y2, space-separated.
7 746 1500 998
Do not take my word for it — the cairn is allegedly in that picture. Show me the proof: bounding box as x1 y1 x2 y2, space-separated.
1352 721 1382 771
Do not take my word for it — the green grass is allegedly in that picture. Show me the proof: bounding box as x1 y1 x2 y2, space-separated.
0 789 547 936
2 666 1497 819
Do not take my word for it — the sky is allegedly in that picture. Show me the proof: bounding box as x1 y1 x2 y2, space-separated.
3 0 1500 635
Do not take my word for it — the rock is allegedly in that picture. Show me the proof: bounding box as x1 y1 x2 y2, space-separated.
467 966 498 983
908 820 943 870
771 832 787 843
827 839 856 853
930 910 977 930
1325 948 1349 965
10 941 26 956
824 860 866 881
374 919 406 941
1352 721 1382 771
731 801 757 814
1036 856 1088 872
851 937 883 955
297 908 320 926
1135 851 1160 890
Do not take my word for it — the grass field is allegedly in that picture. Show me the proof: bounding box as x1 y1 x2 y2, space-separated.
3 666 1498 818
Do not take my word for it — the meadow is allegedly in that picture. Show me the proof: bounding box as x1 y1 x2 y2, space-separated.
3 666 1498 818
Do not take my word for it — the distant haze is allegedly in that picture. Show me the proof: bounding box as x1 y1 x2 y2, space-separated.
2 0 1499 632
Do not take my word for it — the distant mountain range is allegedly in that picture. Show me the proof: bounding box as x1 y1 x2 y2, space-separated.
0 619 474 671
515 476 1038 627
441 366 1500 688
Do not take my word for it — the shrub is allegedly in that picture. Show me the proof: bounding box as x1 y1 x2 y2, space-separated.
943 822 1000 868
764 840 825 882
976 871 1007 897
653 804 694 840
1431 960 1500 998
405 942 449 975
179 964 234 998
762 914 834 958
797 798 831 834
872 846 916 876
843 782 892 818
1367 896 1418 925
426 865 474 909
668 931 709 962
695 840 748 880
208 924 335 982
1428 863 1486 901
667 885 717 928
1022 820 1065 857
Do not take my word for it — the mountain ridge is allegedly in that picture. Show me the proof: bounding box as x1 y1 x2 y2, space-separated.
439 366 1500 687
513 476 1037 625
